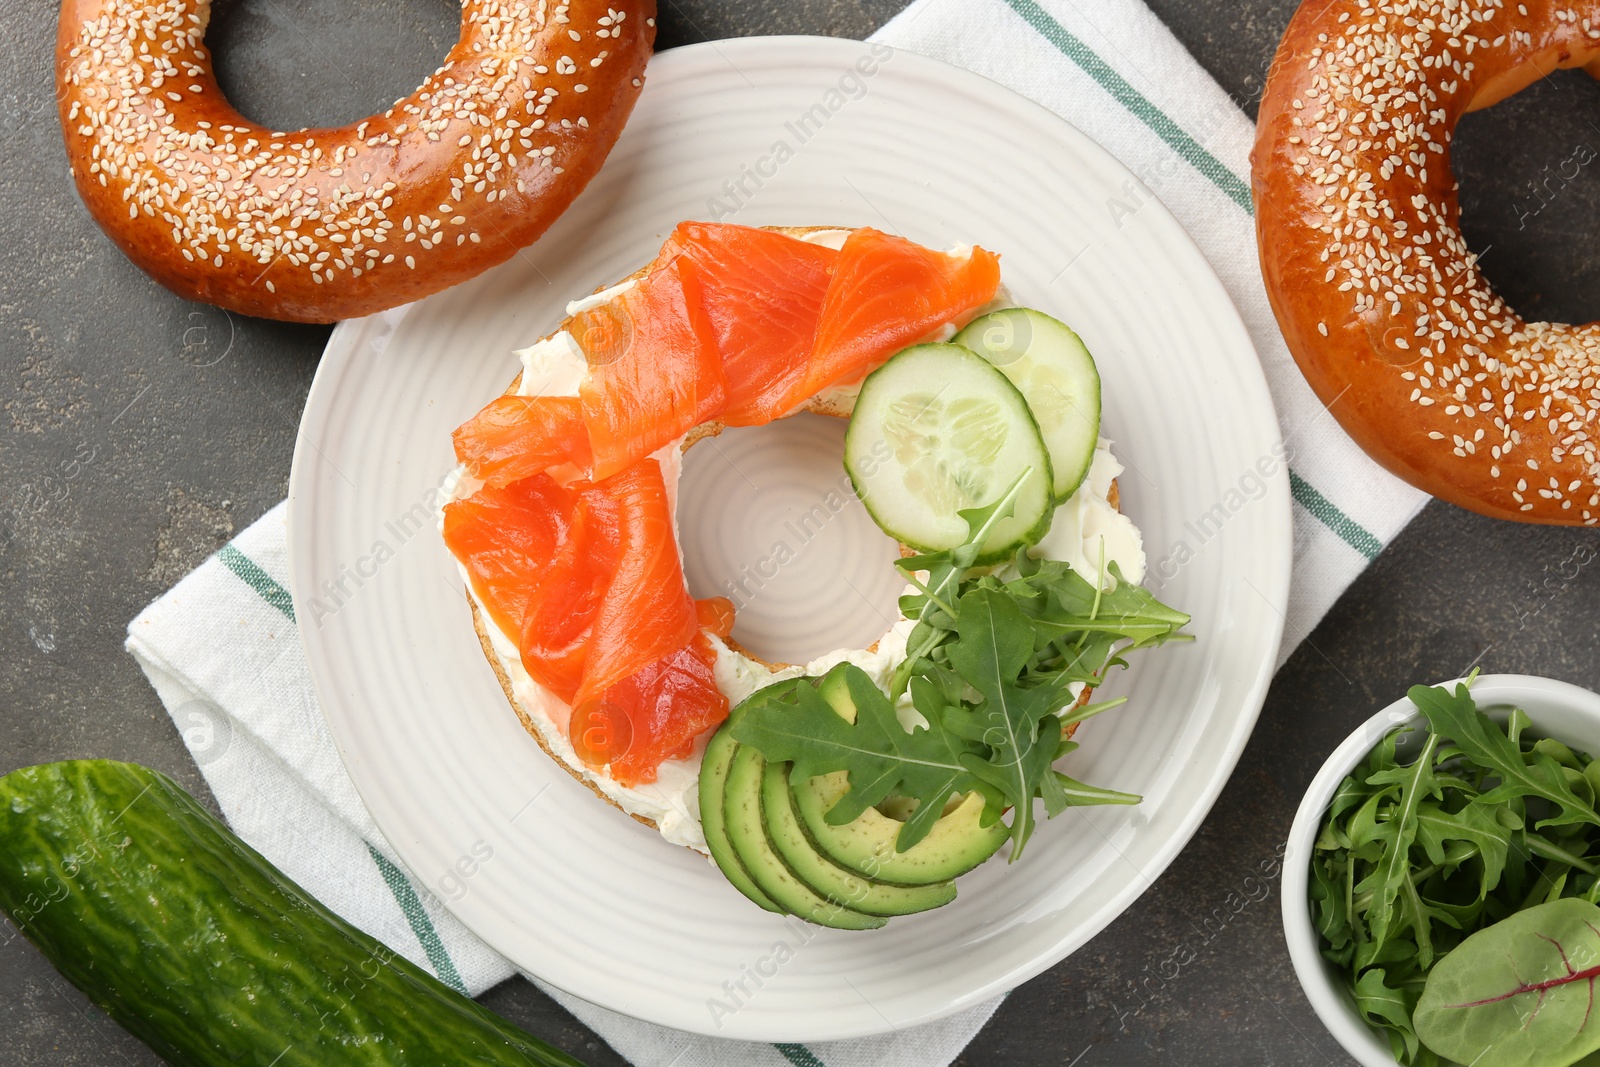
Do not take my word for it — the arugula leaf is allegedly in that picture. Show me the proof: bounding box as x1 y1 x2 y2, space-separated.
890 473 1032 697
1319 772 1377 850
1310 853 1353 959
1583 756 1600 802
1058 696 1129 732
1347 788 1398 864
940 587 1077 859
1414 801 1510 900
1524 831 1598 874
1415 889 1482 935
1360 732 1441 953
1354 969 1425 1066
728 663 984 852
1398 867 1437 970
1409 680 1600 831
1534 737 1585 771
1011 558 1192 651
1049 767 1140 809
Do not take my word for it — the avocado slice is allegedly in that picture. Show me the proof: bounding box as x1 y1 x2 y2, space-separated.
817 665 857 721
699 725 782 913
793 772 1008 887
761 760 957 918
723 746 885 930
797 664 1010 886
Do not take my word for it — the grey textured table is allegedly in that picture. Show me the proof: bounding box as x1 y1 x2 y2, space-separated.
5 0 1600 1063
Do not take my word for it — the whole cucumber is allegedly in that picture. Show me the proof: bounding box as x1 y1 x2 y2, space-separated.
0 760 588 1066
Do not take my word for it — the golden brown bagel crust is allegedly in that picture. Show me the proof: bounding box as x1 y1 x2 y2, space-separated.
1252 0 1600 524
467 595 664 833
57 0 654 323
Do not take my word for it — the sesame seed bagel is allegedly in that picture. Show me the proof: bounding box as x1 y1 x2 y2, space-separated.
56 0 654 323
1252 0 1600 524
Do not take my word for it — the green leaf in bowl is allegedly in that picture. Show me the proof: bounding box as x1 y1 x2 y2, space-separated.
1415 897 1600 1067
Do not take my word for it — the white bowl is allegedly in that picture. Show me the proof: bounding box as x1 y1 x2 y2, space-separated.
1282 674 1600 1066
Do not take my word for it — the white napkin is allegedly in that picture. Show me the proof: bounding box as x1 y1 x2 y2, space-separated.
126 502 997 1066
126 1 1429 1064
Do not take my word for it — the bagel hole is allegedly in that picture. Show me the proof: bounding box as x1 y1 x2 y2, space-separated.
677 413 904 666
205 0 457 131
1453 67 1600 326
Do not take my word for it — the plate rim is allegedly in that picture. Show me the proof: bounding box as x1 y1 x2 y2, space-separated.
287 33 1292 1040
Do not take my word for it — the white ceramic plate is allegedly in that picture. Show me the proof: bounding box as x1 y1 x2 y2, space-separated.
287 36 1291 1041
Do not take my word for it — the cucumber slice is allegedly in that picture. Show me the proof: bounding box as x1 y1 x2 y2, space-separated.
955 308 1101 499
845 343 1053 561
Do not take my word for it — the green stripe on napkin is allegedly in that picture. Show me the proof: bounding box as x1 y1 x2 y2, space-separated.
776 1044 829 1067
215 544 472 996
366 842 470 996
218 546 296 620
1002 0 1253 212
1002 0 1386 562
1290 472 1383 560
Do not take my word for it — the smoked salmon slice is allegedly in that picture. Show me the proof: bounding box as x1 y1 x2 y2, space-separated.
656 221 837 426
596 635 727 786
442 474 578 662
574 458 700 705
574 256 728 480
446 461 724 773
516 483 620 705
778 228 1001 411
695 595 736 638
568 458 729 785
452 394 592 488
443 475 616 709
